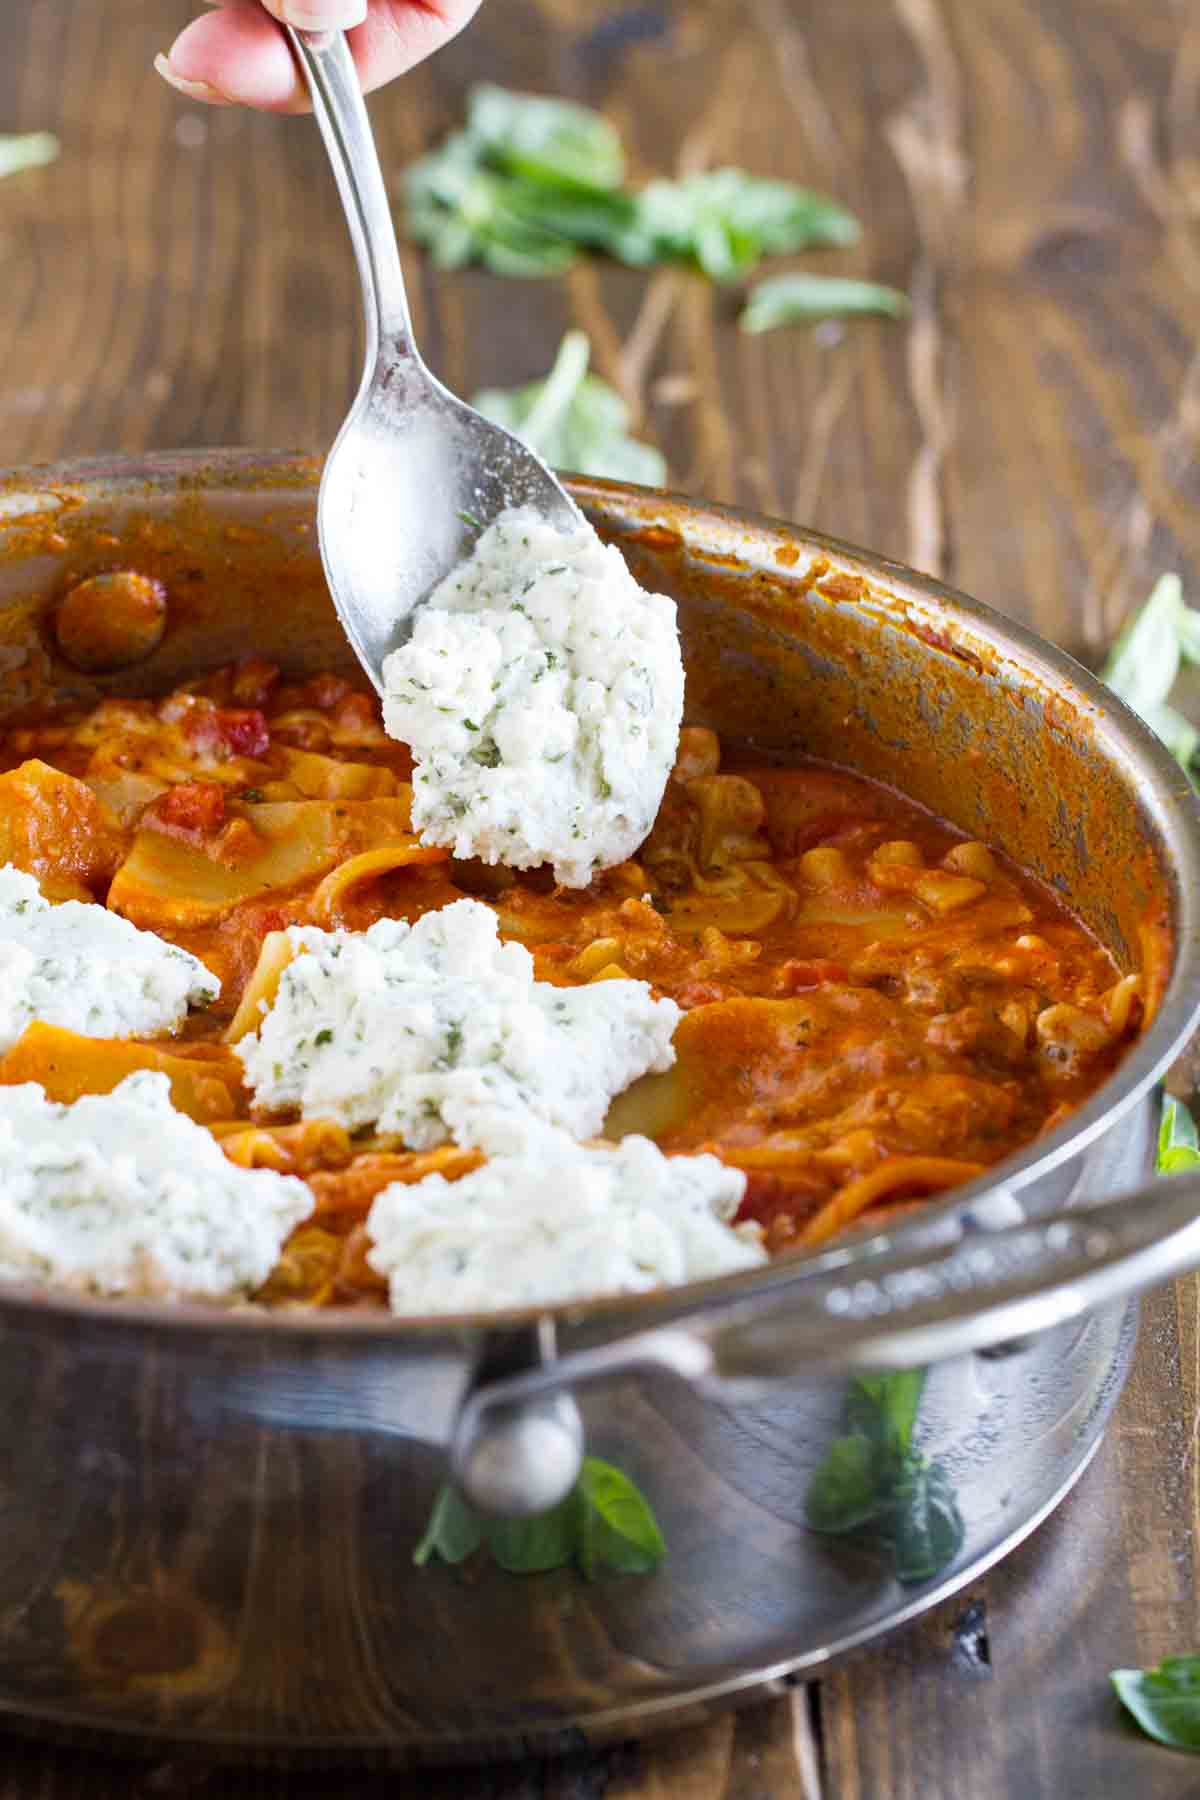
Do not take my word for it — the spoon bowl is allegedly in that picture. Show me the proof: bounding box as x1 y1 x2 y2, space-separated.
284 27 580 693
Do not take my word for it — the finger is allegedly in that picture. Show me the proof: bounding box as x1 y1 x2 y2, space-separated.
156 3 312 113
156 0 482 112
347 0 482 97
257 0 368 31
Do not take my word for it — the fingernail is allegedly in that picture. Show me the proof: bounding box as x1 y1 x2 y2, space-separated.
153 53 232 106
271 0 368 29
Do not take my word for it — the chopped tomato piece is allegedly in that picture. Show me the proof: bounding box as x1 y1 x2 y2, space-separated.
772 958 848 993
179 704 270 761
150 781 227 835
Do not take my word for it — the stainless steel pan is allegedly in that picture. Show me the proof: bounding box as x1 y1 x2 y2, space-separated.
0 450 1196 1762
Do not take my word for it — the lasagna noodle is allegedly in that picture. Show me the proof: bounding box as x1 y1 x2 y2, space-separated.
307 842 450 929
0 1023 245 1124
799 1156 988 1246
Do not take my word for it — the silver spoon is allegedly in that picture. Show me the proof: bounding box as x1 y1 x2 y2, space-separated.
282 26 580 694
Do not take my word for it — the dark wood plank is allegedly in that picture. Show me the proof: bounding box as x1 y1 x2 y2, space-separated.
1 0 1199 1795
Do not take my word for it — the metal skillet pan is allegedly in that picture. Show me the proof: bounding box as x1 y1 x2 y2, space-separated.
0 449 1198 1764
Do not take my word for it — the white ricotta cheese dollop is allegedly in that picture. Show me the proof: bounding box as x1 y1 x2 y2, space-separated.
0 1072 311 1299
235 897 679 1153
380 507 685 888
366 1128 765 1315
0 864 218 1052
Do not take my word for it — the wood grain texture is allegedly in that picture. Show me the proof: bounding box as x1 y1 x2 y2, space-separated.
2 0 1200 1795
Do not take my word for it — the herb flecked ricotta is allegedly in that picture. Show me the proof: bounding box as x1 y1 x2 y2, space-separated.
235 898 679 1152
0 1073 311 1299
0 865 218 1053
380 507 685 887
366 1129 766 1314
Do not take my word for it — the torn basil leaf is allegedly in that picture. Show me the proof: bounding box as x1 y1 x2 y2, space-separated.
1112 1656 1200 1752
403 87 633 278
805 1432 880 1533
806 1369 965 1585
615 169 860 282
472 329 667 485
1100 573 1200 779
403 87 858 283
415 1455 665 1579
412 1481 483 1566
0 132 59 181
575 1456 666 1576
843 1367 927 1455
887 1453 964 1585
741 272 909 333
464 84 626 192
1158 1097 1200 1173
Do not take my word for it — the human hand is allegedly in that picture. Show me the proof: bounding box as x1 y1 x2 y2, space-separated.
154 1 482 112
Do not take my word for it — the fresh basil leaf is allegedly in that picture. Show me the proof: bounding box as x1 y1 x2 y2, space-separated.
1177 608 1200 666
1099 574 1200 781
405 149 581 278
403 93 858 283
413 1456 665 1579
1112 1656 1200 1752
403 87 631 279
576 1456 667 1577
1101 573 1186 724
843 1368 927 1455
466 84 625 191
485 1492 581 1573
805 1432 883 1533
1140 699 1200 774
616 169 860 281
472 330 667 486
885 1453 965 1585
806 1369 962 1582
412 1482 483 1566
1159 1097 1200 1172
741 272 910 333
0 132 59 180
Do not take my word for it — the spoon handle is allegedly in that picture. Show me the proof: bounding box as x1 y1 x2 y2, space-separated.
283 26 415 357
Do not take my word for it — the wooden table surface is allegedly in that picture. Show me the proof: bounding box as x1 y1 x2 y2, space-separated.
2 0 1200 1793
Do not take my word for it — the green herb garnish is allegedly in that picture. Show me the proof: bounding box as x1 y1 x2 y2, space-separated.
1112 1657 1200 1752
473 330 666 486
741 272 909 333
414 1456 665 1579
404 86 632 279
806 1369 964 1584
614 168 860 282
0 133 59 180
464 83 626 191
404 85 858 284
1159 1096 1200 1172
1100 573 1200 779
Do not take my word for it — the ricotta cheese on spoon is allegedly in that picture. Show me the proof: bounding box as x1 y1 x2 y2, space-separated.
235 898 679 1153
366 1128 765 1315
380 507 685 887
0 864 218 1052
0 1072 310 1299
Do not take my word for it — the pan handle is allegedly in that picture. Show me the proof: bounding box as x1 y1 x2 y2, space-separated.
451 1169 1200 1515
